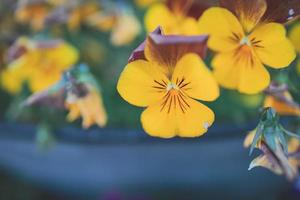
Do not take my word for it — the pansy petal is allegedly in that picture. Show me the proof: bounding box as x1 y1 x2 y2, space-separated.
238 56 270 94
144 3 174 33
176 98 214 137
212 52 270 94
141 100 177 138
177 17 201 35
172 53 219 101
264 95 300 116
250 23 296 68
219 0 267 32
212 52 241 89
166 0 194 16
144 30 208 75
248 155 283 175
198 7 244 52
261 0 300 24
117 60 169 107
141 96 214 138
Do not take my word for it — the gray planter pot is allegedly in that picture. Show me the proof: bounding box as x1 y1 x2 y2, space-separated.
0 122 296 200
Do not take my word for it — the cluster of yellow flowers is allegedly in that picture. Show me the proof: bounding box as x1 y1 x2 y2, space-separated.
15 0 141 46
117 0 300 138
1 37 78 93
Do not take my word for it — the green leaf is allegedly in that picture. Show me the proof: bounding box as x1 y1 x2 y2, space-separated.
264 127 276 152
275 126 288 154
281 125 300 139
250 124 264 155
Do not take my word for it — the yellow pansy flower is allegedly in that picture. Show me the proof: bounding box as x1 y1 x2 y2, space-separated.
198 0 297 94
66 84 107 129
1 38 78 94
117 29 219 138
145 0 207 35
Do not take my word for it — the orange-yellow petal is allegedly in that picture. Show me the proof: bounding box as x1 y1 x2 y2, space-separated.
198 7 244 52
145 4 174 33
176 98 214 137
175 17 201 35
141 100 177 138
212 52 242 90
212 51 270 94
66 89 107 129
141 95 214 138
243 130 256 148
45 42 79 70
250 23 296 68
0 70 24 94
219 0 267 33
110 14 141 46
238 55 270 94
263 95 300 116
145 3 200 35
117 60 169 107
172 53 219 101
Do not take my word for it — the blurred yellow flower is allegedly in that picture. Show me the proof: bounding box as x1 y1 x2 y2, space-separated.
1 38 78 94
145 1 201 35
110 14 141 46
88 10 141 46
66 84 107 129
15 1 50 31
67 2 100 30
199 1 296 94
135 0 160 8
117 31 219 138
88 13 117 32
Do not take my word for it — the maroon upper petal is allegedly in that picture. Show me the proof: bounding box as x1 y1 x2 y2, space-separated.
128 27 208 67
